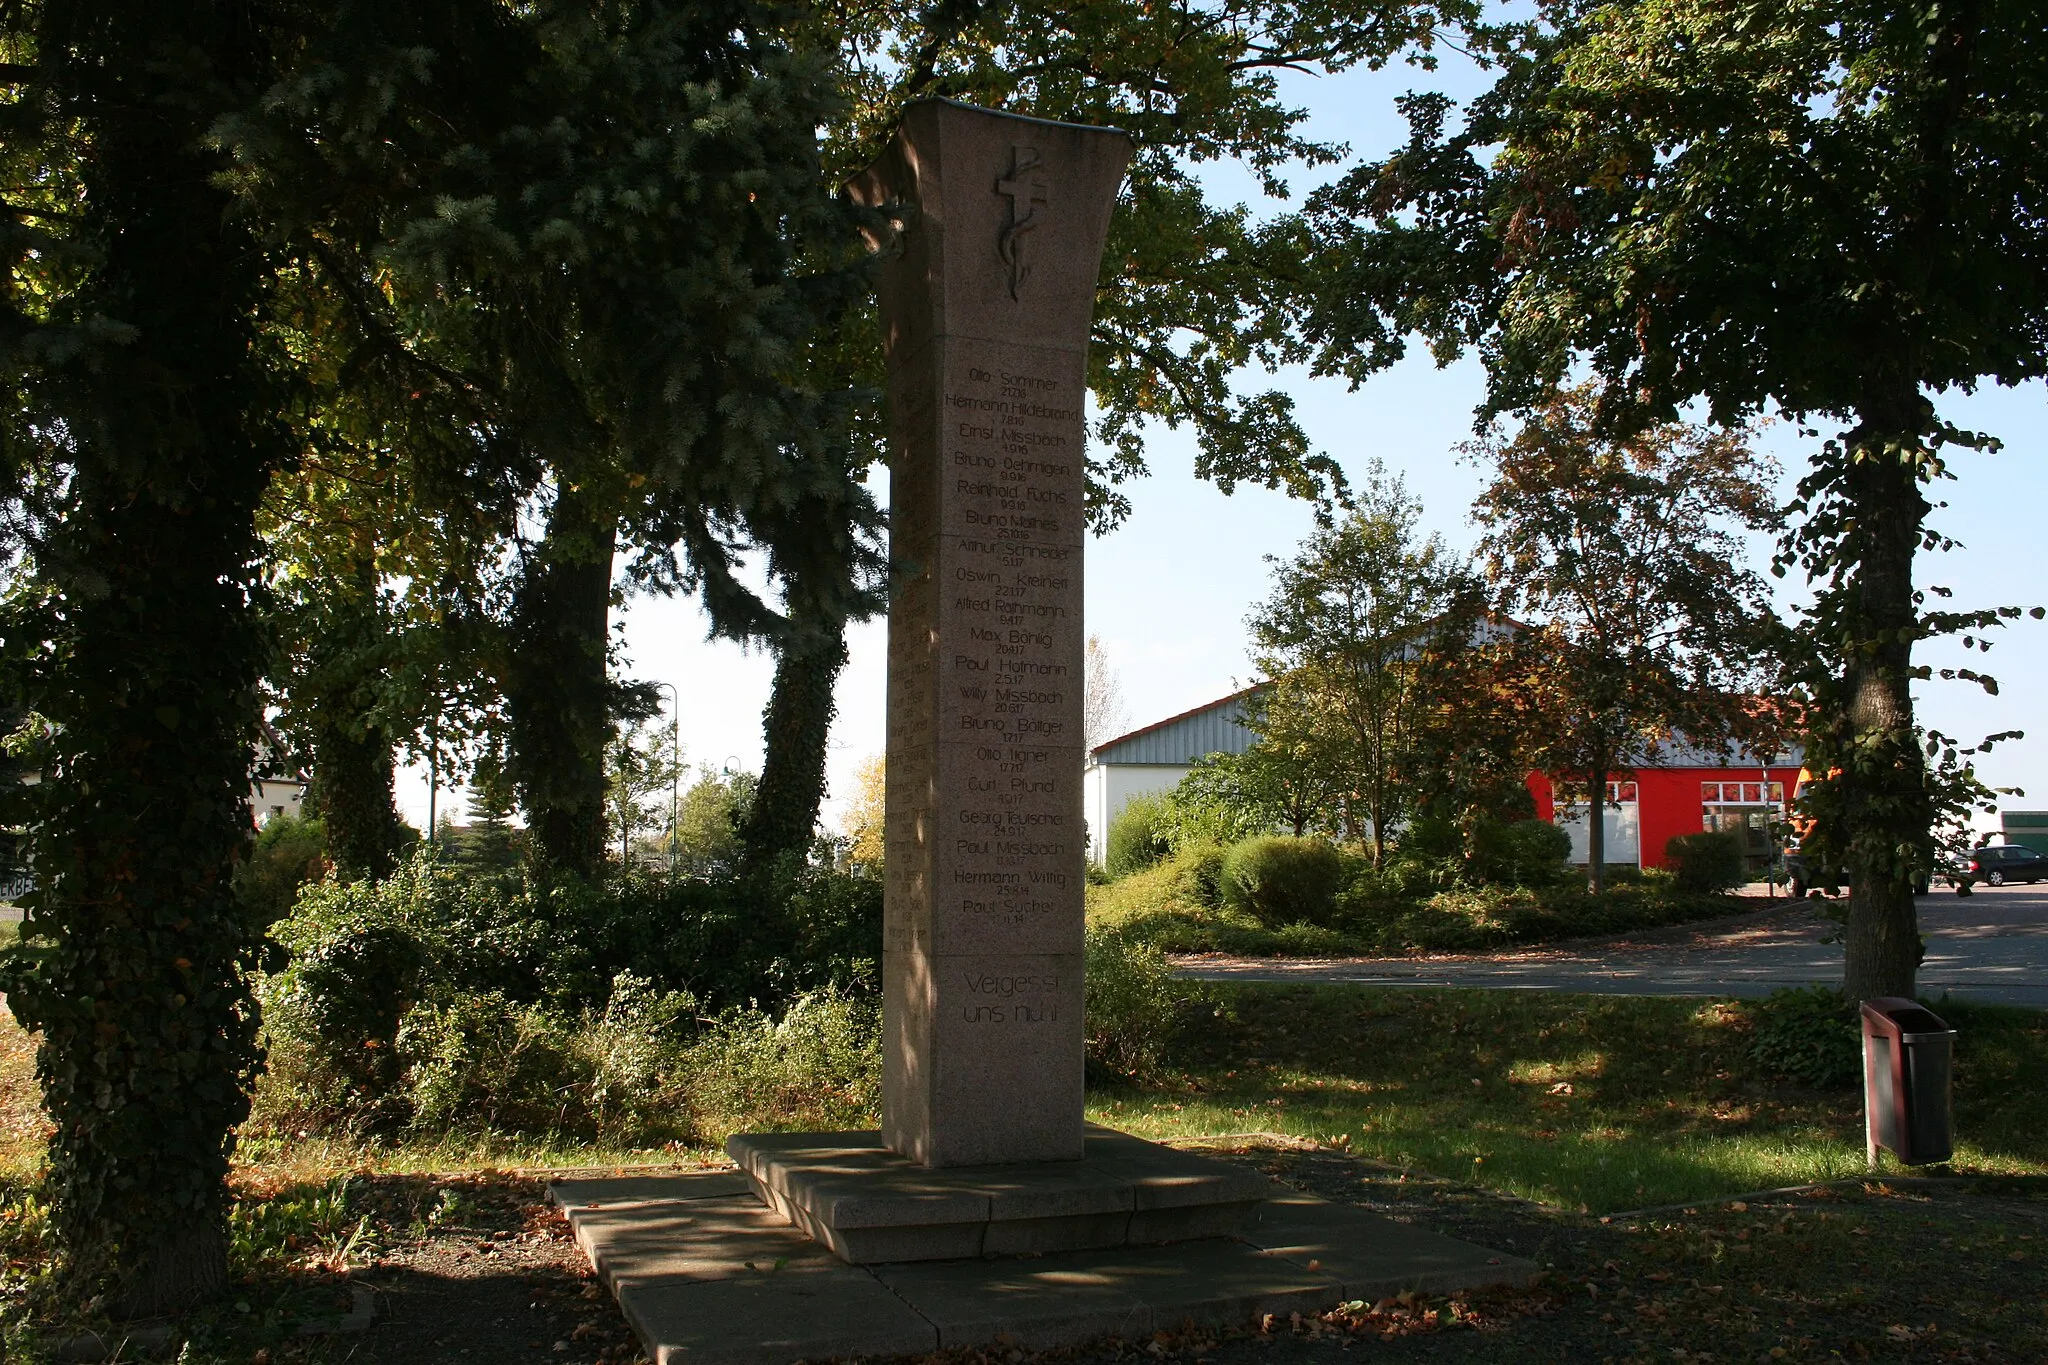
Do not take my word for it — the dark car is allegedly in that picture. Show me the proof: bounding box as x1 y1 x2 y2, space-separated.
1963 842 2048 887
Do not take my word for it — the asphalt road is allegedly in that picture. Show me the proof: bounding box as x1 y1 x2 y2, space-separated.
1174 883 2048 1007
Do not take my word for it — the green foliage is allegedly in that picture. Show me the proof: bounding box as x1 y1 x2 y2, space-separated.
1744 988 1862 1091
1084 925 1188 1082
823 0 1475 528
679 990 880 1137
258 852 883 1137
235 816 329 927
673 768 759 880
1665 832 1747 894
0 0 291 1307
1245 461 1474 859
1220 836 1351 928
1466 818 1574 888
1300 0 2048 991
1105 793 1174 879
605 714 683 872
1158 751 1287 848
1092 856 1733 960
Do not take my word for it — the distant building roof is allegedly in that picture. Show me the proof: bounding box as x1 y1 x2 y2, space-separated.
1090 686 1263 767
1091 686 1805 772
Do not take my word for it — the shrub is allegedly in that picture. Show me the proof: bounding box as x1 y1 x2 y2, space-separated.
1084 925 1186 1080
235 814 328 925
1220 836 1349 927
1665 831 1747 893
1106 793 1173 878
681 989 880 1135
1468 818 1573 887
1744 986 1861 1089
1175 842 1229 909
255 850 885 1135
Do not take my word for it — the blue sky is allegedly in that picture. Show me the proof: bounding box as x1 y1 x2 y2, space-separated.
398 42 2047 836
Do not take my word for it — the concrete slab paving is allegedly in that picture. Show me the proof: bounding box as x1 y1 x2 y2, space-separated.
620 1272 942 1365
549 1168 1535 1365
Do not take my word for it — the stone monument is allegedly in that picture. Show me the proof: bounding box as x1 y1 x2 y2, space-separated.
548 102 1537 1360
728 99 1268 1262
864 100 1127 1168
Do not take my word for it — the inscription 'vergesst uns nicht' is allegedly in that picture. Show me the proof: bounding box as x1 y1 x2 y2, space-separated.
852 99 1130 1167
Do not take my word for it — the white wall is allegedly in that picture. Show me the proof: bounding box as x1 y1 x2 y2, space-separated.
1084 763 1193 865
1554 800 1642 866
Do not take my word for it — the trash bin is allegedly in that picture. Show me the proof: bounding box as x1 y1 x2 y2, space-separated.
1861 997 1956 1167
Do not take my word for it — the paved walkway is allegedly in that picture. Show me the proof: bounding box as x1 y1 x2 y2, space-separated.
1174 885 2048 1007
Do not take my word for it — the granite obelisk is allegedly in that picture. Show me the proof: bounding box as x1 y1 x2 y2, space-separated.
850 101 1132 1167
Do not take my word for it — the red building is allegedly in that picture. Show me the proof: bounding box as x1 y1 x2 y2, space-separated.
1084 686 1803 872
1526 742 1805 872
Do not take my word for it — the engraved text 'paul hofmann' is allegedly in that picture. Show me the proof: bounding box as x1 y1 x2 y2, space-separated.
996 144 1049 300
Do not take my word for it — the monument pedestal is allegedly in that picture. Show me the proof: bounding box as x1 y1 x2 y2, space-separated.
729 1127 1267 1264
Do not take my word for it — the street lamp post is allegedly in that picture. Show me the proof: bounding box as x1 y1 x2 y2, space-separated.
656 682 681 878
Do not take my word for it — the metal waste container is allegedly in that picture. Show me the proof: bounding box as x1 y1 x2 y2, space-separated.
1861 997 1955 1167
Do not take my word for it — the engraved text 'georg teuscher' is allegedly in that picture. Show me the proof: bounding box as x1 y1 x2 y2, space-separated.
996 144 1049 300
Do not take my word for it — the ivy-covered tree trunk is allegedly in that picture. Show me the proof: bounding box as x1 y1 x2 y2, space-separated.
1835 395 1936 1000
507 482 617 876
305 720 404 881
739 607 849 872
11 0 279 1313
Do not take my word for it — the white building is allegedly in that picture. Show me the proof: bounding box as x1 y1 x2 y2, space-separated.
1084 688 1259 865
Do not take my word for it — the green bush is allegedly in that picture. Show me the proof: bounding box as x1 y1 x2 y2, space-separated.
1176 842 1229 909
1744 986 1861 1089
235 814 328 925
1084 925 1187 1080
1665 831 1747 893
256 850 885 1135
1468 818 1573 886
679 989 880 1135
1106 793 1173 878
1220 836 1350 927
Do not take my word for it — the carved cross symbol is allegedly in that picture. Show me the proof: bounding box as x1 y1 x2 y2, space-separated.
996 144 1050 300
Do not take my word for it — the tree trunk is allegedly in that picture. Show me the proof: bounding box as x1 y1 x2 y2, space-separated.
740 605 849 873
15 0 278 1309
307 720 404 881
507 481 617 877
1586 755 1608 895
1838 402 1934 1000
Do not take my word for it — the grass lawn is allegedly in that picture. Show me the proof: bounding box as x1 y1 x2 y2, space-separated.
1089 984 2048 1214
3 985 2046 1361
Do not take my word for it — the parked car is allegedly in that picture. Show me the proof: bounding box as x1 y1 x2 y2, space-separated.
1961 842 2048 888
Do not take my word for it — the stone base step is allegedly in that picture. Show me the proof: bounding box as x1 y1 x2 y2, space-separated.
725 1126 1268 1263
549 1154 1537 1365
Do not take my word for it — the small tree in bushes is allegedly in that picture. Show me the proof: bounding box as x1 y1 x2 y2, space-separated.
1665 831 1747 893
1220 837 1350 927
1468 818 1573 887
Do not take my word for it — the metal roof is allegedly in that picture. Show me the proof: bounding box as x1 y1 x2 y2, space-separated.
1090 687 1261 766
1090 687 1806 772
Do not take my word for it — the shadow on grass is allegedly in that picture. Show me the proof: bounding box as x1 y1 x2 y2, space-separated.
1090 985 2048 1213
